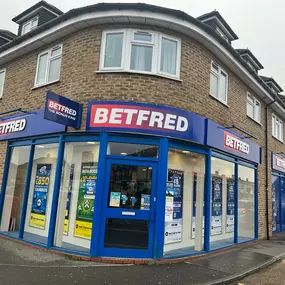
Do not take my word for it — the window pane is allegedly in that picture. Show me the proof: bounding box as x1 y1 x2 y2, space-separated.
131 45 153 72
210 73 218 97
272 116 276 136
255 102 260 122
210 158 235 249
22 22 31 35
54 142 100 252
31 18 38 28
247 102 254 119
164 148 205 256
0 146 30 234
160 38 177 75
36 53 48 85
134 33 152 42
51 47 61 57
104 33 123 68
238 166 255 242
24 144 59 245
108 142 158 158
0 71 5 95
211 62 219 72
48 57 61 82
219 72 227 102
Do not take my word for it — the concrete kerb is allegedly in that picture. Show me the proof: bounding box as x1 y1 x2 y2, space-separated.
200 251 285 285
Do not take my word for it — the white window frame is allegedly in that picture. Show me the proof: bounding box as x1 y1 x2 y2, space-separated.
246 93 261 123
216 27 229 43
0 69 6 99
21 16 39 35
34 45 62 87
272 113 283 142
210 61 228 104
99 29 181 80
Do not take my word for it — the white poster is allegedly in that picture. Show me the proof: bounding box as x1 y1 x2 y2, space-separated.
226 215 234 233
191 217 205 239
211 216 222 236
164 219 182 244
165 196 174 222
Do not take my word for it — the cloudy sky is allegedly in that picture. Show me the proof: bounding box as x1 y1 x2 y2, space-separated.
0 0 284 92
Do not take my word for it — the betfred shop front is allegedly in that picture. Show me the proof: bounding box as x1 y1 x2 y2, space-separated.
0 93 260 259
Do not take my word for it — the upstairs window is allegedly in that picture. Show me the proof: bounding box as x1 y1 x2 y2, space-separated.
216 27 229 43
22 17 38 35
100 29 181 79
0 69 6 98
35 45 62 87
247 93 260 123
210 61 228 104
272 113 283 142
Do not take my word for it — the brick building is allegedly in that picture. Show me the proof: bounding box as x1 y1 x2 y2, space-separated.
0 1 284 260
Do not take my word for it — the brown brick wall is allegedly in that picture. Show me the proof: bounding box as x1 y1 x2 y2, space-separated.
0 24 284 239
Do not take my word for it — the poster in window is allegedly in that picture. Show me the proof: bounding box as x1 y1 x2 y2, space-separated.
211 176 222 236
272 183 277 232
141 194 151 210
226 179 235 233
29 164 52 229
164 170 184 244
63 164 74 235
191 173 205 239
74 162 97 239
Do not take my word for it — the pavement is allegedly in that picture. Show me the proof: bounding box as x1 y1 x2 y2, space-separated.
1 235 285 285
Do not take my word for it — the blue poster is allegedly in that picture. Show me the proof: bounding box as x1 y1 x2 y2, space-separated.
141 194 151 210
30 164 52 229
227 179 235 215
211 176 223 236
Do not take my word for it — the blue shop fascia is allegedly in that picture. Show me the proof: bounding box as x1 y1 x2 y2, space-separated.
0 91 260 259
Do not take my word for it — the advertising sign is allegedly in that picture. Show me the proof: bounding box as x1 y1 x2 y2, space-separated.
226 179 235 233
109 192 121 207
74 162 97 239
0 109 65 141
206 120 260 164
63 164 74 235
29 164 52 229
272 153 285 174
44 91 83 129
141 194 151 210
211 176 222 236
86 101 206 143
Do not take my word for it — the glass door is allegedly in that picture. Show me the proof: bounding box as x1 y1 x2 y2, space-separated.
98 159 157 258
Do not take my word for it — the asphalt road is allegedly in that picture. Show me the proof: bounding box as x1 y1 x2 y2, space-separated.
230 259 285 285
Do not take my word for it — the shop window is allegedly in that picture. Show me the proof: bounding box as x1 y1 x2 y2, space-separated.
100 29 181 79
164 148 205 256
272 175 280 233
21 17 38 35
0 69 6 98
54 142 100 252
272 113 283 142
210 61 228 104
0 146 30 235
238 165 255 242
23 143 59 245
107 142 158 158
247 93 260 123
210 157 235 249
35 45 62 86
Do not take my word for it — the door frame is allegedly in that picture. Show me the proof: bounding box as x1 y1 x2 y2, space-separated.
98 158 158 258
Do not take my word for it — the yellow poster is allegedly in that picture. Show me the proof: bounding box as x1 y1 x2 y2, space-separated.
74 220 92 239
30 213 45 229
63 219 69 235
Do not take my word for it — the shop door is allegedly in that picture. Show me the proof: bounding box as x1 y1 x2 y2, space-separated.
281 178 285 232
98 159 157 258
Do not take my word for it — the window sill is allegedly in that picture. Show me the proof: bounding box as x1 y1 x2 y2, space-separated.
272 135 284 144
247 115 262 126
95 70 183 82
209 94 229 108
32 80 60 90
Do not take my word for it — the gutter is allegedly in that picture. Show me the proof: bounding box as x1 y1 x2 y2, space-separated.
265 96 276 240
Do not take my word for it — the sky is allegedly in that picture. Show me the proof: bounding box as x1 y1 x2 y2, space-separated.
0 0 284 92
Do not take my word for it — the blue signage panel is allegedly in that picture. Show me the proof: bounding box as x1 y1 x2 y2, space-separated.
272 153 285 174
206 120 260 164
44 91 83 129
86 101 206 144
0 109 65 141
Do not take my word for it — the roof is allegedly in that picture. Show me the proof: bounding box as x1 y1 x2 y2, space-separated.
236 49 264 70
197 10 238 41
0 2 283 106
0 30 17 40
12 0 63 23
260 76 283 92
